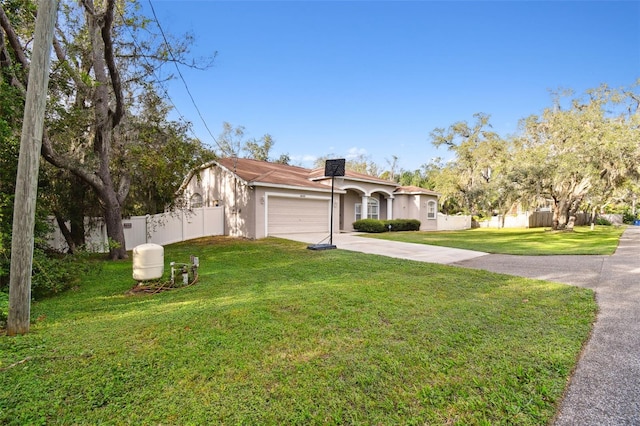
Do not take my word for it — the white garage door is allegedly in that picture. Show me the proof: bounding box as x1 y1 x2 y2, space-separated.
267 196 330 235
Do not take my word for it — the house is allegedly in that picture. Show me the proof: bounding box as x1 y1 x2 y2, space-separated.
178 158 440 239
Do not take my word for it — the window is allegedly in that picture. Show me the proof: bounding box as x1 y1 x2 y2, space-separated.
427 200 437 220
190 193 203 209
368 198 379 219
355 198 379 220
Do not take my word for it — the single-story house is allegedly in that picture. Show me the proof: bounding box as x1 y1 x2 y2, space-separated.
177 158 440 239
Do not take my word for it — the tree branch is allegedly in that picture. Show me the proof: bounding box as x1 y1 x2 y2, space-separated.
52 36 89 92
41 131 104 193
117 174 130 205
0 4 29 69
102 0 123 127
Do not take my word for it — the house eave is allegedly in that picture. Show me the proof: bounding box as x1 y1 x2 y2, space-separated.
249 181 346 194
395 191 440 197
312 176 399 188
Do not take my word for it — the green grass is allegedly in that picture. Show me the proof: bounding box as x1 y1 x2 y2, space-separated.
0 237 596 425
364 225 624 255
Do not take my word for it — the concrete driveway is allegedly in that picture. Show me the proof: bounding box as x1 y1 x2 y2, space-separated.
276 232 487 264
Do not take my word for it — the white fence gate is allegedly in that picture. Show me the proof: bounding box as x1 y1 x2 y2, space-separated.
47 207 225 252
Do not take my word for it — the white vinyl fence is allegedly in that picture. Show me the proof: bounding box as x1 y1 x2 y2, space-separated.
475 212 623 229
476 213 531 229
47 207 225 252
437 213 472 231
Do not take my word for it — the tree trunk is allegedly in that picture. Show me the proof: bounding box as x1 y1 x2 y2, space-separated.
102 189 127 259
54 212 76 254
69 175 87 249
552 198 570 230
86 0 127 259
590 206 598 231
565 195 584 231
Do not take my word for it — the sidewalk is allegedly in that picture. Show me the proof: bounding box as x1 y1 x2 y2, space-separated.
550 226 640 425
281 229 640 424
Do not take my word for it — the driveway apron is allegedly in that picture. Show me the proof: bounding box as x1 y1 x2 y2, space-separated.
457 227 640 425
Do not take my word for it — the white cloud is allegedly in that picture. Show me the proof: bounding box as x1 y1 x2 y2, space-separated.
346 147 368 159
290 154 318 167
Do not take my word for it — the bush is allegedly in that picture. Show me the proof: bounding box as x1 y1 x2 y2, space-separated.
623 209 637 224
386 219 421 231
595 217 612 226
0 248 97 301
353 219 388 233
353 219 421 233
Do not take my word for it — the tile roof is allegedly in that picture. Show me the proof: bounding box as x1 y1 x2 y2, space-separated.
395 185 440 196
308 167 397 186
213 158 439 197
216 158 330 190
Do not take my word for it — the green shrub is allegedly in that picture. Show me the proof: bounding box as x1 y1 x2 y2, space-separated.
353 219 421 233
386 219 421 231
623 209 637 224
353 219 388 233
0 248 97 300
595 216 612 226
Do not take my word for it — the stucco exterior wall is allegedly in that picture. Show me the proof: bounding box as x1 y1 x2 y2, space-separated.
183 166 252 238
341 191 361 231
392 194 438 231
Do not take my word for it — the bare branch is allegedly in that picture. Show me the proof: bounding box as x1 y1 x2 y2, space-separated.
0 4 29 69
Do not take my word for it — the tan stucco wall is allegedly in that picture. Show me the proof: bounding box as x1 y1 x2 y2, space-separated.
341 191 361 231
184 166 253 238
393 194 438 231
340 191 393 231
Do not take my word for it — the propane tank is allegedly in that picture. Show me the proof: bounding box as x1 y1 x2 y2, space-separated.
132 243 164 281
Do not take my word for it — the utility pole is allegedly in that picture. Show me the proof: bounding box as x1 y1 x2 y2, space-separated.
7 0 59 336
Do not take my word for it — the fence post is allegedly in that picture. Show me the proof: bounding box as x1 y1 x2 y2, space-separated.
182 209 186 243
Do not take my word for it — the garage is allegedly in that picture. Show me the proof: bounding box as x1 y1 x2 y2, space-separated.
266 195 330 235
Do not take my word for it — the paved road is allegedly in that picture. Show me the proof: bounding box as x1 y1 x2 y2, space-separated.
456 227 640 425
281 229 640 424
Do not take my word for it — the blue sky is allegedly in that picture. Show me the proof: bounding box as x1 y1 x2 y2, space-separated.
142 1 639 171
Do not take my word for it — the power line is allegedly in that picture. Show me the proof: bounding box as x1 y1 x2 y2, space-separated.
115 8 190 126
145 0 224 152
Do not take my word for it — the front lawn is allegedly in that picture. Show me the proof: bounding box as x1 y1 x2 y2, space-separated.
1 237 596 424
364 225 624 255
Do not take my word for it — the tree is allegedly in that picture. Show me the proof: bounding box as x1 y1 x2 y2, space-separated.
315 153 381 176
122 89 215 215
216 122 287 164
515 83 640 230
381 155 399 182
243 134 274 161
1 0 210 259
274 153 291 165
429 113 510 216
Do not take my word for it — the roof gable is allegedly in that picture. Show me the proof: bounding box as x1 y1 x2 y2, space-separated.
216 158 329 190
